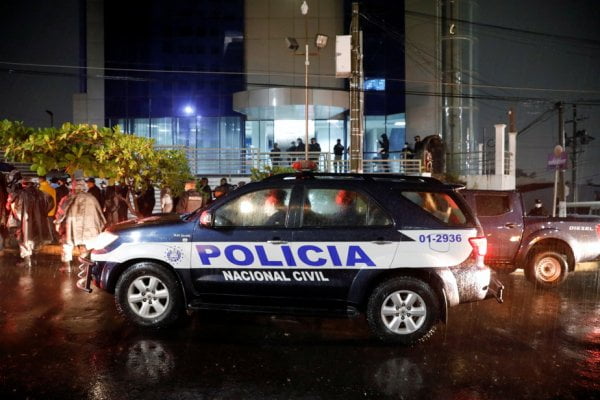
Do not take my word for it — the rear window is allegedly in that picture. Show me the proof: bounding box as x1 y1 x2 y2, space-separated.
402 191 467 226
473 194 511 217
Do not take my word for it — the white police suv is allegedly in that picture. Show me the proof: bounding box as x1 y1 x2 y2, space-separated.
78 173 503 344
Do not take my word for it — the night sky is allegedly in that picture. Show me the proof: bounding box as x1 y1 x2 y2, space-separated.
0 0 599 189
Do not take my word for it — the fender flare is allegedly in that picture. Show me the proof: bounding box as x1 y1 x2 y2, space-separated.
514 228 577 270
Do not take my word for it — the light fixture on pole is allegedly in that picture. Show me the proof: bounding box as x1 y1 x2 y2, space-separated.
45 109 54 127
286 1 328 164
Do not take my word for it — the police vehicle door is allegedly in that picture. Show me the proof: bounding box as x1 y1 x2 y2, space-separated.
190 185 298 305
289 184 399 309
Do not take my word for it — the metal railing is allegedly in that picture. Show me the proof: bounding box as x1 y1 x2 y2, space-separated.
155 146 422 176
447 151 513 176
558 201 600 217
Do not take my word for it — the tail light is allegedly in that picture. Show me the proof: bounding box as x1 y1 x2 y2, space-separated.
596 224 600 240
469 236 487 257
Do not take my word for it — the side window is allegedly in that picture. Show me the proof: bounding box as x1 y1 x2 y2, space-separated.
301 188 392 227
402 191 467 226
214 188 291 227
474 195 511 217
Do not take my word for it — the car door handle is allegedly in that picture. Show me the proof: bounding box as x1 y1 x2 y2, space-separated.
267 240 288 245
372 240 393 245
505 223 516 228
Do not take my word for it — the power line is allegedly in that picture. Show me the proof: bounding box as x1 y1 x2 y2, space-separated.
3 61 600 102
403 10 600 48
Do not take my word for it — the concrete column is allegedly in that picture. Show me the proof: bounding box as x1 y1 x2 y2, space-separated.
494 124 506 176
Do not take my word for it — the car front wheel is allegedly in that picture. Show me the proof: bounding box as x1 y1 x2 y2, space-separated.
115 262 184 328
366 277 440 344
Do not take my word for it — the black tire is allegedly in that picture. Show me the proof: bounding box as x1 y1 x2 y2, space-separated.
366 277 440 344
525 250 568 289
115 262 184 328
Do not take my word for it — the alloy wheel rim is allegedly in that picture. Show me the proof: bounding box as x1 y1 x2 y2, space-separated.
380 290 427 334
127 275 170 318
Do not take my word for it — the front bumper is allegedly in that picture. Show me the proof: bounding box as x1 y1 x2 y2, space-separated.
76 256 95 293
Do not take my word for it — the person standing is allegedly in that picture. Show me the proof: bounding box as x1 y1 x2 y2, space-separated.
196 177 213 206
10 176 53 267
160 187 174 213
38 175 57 243
286 141 297 164
333 138 345 173
103 184 123 226
378 133 390 172
176 180 204 213
308 138 321 163
528 199 549 217
136 181 155 217
55 177 70 208
116 182 130 222
296 138 306 155
0 173 8 251
54 180 106 270
86 178 104 209
270 143 282 167
214 177 234 199
413 135 424 159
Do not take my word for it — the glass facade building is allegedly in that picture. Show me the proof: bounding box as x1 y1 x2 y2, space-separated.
104 0 406 173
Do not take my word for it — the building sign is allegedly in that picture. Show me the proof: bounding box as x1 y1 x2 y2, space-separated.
547 152 568 170
335 35 351 78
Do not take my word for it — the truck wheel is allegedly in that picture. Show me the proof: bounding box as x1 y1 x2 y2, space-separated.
366 277 440 344
526 250 568 288
115 262 184 328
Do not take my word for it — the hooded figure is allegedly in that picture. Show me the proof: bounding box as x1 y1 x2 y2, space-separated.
528 199 549 217
55 180 106 268
10 176 54 267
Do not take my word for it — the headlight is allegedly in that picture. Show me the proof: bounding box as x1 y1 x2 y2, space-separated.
85 231 119 250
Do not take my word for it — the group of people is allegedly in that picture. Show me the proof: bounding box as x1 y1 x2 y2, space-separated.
0 172 106 270
0 170 245 269
270 137 352 173
270 137 324 167
267 134 429 174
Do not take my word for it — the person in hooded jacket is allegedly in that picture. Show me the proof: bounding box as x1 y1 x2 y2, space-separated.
55 180 106 271
0 173 8 250
9 176 54 267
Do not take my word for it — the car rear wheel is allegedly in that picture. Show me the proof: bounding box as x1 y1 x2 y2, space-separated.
366 277 440 344
526 250 568 288
115 262 184 328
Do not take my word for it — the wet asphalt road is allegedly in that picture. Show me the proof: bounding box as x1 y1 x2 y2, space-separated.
0 248 599 400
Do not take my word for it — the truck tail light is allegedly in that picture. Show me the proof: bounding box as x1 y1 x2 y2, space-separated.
469 236 487 257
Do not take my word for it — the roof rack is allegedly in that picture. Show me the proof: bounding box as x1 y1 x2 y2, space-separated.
261 172 445 185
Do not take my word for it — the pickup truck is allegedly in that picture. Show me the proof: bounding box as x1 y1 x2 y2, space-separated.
462 190 600 288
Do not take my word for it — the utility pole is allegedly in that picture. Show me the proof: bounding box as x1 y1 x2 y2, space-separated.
349 2 363 173
571 104 578 202
566 104 592 202
557 102 566 207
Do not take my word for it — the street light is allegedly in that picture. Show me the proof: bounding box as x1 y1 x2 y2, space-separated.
45 110 54 127
286 1 328 163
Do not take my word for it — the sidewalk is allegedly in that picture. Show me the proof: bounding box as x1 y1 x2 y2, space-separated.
2 243 85 258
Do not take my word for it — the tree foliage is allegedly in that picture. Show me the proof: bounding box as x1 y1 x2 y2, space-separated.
0 120 191 194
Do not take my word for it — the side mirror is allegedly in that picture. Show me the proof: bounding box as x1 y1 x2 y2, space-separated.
199 210 214 228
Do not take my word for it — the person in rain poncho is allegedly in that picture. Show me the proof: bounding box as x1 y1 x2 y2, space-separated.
54 179 106 270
